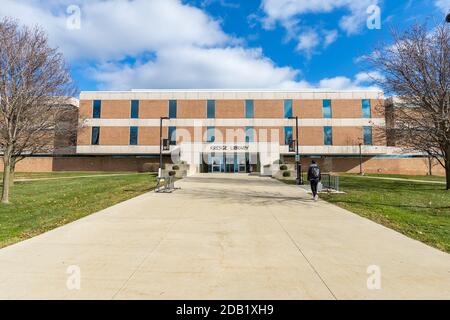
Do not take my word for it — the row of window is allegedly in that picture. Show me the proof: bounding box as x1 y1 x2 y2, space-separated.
284 126 373 146
91 99 372 119
91 126 373 146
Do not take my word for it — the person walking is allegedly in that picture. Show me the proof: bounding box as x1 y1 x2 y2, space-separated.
307 160 321 201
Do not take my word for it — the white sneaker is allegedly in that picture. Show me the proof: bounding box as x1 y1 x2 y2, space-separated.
314 195 319 201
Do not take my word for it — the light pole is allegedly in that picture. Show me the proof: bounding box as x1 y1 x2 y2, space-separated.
159 116 170 177
289 116 303 185
359 143 363 175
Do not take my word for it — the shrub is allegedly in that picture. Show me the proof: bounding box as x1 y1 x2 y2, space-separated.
283 171 291 178
172 165 180 170
168 171 176 176
141 163 159 173
280 165 288 171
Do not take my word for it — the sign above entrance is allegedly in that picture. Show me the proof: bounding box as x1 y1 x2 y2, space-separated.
209 145 250 152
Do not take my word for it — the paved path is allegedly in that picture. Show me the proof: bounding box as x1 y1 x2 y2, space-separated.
0 174 448 300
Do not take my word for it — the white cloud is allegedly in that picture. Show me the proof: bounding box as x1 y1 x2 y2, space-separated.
0 0 311 89
0 0 230 61
294 29 338 55
434 0 450 13
318 72 381 90
296 30 320 53
92 46 306 90
323 29 338 48
0 0 379 91
261 0 380 47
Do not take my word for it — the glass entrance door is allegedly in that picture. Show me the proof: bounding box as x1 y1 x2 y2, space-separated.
208 154 223 173
237 153 247 173
225 153 236 173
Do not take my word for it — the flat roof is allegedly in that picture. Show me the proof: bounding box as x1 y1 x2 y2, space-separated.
80 89 384 100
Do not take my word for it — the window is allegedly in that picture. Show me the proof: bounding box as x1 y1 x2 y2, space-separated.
93 100 101 119
284 127 293 145
207 126 215 143
245 126 254 143
169 100 177 118
363 126 373 145
245 100 254 118
284 99 293 118
131 100 139 119
91 127 100 145
168 126 176 145
362 99 372 118
323 100 332 118
130 126 138 145
324 126 333 145
207 100 215 119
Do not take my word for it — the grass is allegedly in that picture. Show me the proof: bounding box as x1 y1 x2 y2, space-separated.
319 175 450 253
0 172 158 248
343 173 446 182
0 171 137 180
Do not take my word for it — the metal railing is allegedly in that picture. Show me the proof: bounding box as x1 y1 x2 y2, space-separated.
321 174 340 192
155 176 176 193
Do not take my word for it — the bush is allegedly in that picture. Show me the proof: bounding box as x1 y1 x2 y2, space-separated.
172 165 180 170
283 171 291 178
168 171 176 176
141 163 159 173
280 165 288 171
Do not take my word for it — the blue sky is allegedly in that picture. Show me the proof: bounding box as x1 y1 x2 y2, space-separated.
1 0 448 92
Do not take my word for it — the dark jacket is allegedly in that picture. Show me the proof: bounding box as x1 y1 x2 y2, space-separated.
307 163 321 181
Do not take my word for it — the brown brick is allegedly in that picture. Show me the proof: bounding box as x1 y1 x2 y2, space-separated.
101 100 130 119
332 127 363 145
293 100 323 118
178 100 206 118
299 127 324 146
176 126 205 143
138 127 167 145
140 100 168 119
216 100 245 118
99 127 129 146
332 100 362 118
77 126 91 146
371 99 385 118
79 100 92 119
254 100 283 118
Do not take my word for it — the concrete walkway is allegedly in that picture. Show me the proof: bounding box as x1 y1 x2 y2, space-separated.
0 174 448 300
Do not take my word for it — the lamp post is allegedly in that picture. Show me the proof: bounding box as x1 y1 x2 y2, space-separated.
359 142 363 175
159 116 170 177
289 116 303 185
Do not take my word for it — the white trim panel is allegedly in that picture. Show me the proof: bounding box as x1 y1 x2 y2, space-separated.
80 89 384 101
77 145 389 155
83 118 386 127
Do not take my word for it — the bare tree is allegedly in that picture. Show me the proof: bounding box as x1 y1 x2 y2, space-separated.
0 18 76 203
368 23 450 189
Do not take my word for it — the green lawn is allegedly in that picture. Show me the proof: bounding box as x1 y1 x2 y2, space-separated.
343 173 446 182
0 171 137 180
0 172 158 248
319 175 450 253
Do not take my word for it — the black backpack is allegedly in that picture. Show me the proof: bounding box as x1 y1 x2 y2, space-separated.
310 166 320 179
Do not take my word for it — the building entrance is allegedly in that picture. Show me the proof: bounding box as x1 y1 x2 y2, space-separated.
201 153 259 173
